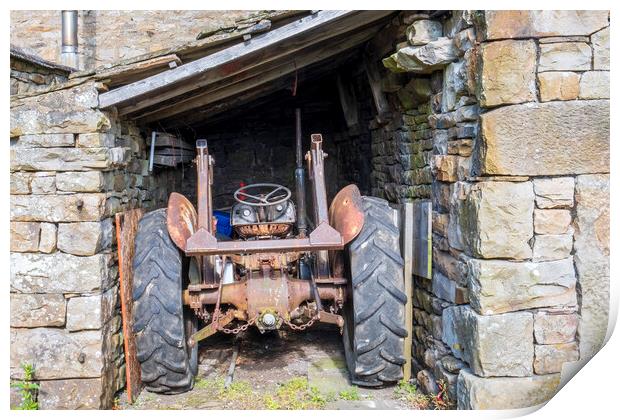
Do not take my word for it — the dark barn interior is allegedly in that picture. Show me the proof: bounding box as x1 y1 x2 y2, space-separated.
160 63 376 211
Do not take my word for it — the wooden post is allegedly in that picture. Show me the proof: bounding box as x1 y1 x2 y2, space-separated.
401 202 414 382
115 209 145 403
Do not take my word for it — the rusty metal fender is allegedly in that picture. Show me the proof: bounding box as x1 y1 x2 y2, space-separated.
167 192 198 252
328 184 365 246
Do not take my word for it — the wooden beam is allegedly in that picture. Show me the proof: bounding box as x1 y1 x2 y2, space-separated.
336 72 360 130
364 55 392 123
146 133 193 150
99 11 356 109
133 23 383 123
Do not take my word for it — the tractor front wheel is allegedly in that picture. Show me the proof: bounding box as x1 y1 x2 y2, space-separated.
343 196 407 387
132 209 197 394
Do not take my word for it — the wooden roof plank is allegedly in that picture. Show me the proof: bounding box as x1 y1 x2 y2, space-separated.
115 10 393 116
134 22 384 123
98 10 355 109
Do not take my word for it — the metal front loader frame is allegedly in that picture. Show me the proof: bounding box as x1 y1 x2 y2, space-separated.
181 134 345 257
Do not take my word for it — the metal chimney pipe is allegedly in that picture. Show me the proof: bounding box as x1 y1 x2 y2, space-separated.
60 10 78 68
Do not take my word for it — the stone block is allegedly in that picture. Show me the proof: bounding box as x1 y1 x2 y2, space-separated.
432 272 468 304
442 305 534 377
591 27 609 70
10 293 66 327
38 378 102 409
457 369 560 409
56 171 105 192
10 328 104 380
384 38 458 73
10 221 40 252
10 252 112 293
532 234 573 262
534 342 579 374
454 28 475 54
574 174 609 360
479 40 537 107
11 193 106 222
468 258 577 315
432 155 458 182
447 182 468 251
442 61 467 112
433 249 465 285
39 222 57 253
67 295 104 331
539 42 591 71
417 369 439 394
538 72 579 101
482 10 608 40
77 132 116 148
534 313 578 344
10 147 111 172
15 134 75 148
57 220 114 256
533 177 574 208
534 209 572 234
31 175 56 194
479 101 609 176
441 355 466 374
579 71 610 99
406 19 442 46
459 181 534 260
10 172 31 194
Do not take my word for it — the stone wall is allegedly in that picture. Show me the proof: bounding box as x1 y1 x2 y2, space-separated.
381 10 609 409
10 81 185 409
10 10 260 71
10 56 69 95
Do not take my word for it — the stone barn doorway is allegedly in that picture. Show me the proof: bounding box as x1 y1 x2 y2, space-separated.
10 10 609 410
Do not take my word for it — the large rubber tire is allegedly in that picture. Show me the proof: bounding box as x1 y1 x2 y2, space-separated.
343 196 407 387
132 209 197 394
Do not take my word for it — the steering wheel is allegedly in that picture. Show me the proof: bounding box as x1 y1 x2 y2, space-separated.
234 183 292 207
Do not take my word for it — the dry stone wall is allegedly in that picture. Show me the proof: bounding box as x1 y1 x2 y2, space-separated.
10 80 185 409
381 10 609 409
10 56 68 95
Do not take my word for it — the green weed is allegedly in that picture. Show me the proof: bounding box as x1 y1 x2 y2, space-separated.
11 363 39 410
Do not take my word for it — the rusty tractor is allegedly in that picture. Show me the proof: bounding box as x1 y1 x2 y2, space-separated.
132 111 406 394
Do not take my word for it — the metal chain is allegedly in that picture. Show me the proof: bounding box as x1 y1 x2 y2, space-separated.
280 314 319 331
217 311 259 335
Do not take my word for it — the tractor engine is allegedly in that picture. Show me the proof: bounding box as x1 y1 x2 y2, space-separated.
230 183 296 239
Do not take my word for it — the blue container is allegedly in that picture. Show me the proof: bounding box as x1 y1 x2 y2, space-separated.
214 210 233 238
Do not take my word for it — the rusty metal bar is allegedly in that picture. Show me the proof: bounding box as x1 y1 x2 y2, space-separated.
185 221 343 256
188 310 236 347
183 279 342 313
195 139 212 231
308 134 331 277
195 139 215 283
